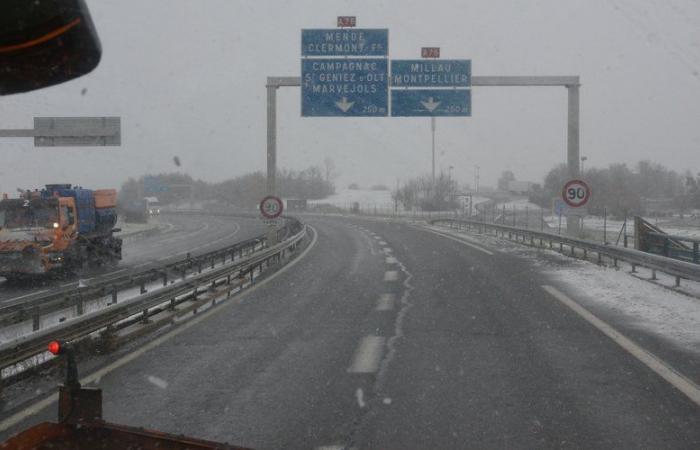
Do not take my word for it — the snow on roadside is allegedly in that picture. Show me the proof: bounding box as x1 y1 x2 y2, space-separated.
545 259 700 352
427 224 700 358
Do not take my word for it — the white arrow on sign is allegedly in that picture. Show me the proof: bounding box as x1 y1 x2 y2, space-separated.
335 97 355 112
420 97 441 112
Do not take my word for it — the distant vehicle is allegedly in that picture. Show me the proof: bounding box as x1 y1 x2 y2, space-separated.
0 184 122 277
145 196 161 215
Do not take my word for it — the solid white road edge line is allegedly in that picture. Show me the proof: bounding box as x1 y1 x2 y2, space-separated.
0 225 319 433
542 284 700 407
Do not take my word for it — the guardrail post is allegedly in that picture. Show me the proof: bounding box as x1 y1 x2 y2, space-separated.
162 273 168 286
210 257 215 269
570 245 575 256
111 288 118 305
559 243 564 252
597 252 602 264
198 262 203 274
32 307 40 331
651 269 657 280
140 282 146 294
675 276 681 287
583 249 587 259
76 296 84 316
631 264 637 273
141 308 150 323
694 243 699 264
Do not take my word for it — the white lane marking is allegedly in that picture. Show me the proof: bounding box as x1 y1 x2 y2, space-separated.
542 285 700 407
348 336 386 373
384 271 399 282
356 387 366 408
6 289 49 301
373 236 381 240
0 226 319 433
385 256 398 264
419 227 494 256
376 293 396 311
379 240 387 245
146 375 168 389
382 247 392 254
316 446 345 450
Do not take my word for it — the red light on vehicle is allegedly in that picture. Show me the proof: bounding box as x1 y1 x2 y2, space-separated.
48 340 61 355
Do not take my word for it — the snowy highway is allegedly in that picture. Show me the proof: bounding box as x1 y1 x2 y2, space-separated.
2 215 698 448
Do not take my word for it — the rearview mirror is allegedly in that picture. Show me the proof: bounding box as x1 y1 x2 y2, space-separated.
0 0 101 95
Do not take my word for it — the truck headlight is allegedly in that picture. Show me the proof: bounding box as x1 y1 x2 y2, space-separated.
53 222 59 228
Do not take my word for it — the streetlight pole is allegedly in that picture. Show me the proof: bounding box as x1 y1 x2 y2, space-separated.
474 165 480 193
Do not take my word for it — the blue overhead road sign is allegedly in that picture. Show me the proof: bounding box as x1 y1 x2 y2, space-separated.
302 59 388 116
391 89 471 117
302 29 388 56
391 60 471 87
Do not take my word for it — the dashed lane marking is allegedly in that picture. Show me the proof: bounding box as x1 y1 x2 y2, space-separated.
376 293 396 311
347 336 386 374
384 271 399 282
385 256 398 264
542 285 700 407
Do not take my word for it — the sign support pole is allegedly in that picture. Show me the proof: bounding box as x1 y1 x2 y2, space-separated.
266 81 279 245
566 84 581 236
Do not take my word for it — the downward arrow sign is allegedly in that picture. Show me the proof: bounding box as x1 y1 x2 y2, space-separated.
420 97 441 112
335 97 355 112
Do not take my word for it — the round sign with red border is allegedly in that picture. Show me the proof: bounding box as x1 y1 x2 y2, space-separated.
259 195 284 219
562 179 591 208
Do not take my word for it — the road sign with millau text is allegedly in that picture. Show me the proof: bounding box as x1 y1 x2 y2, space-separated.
391 89 471 117
302 59 388 116
301 29 388 57
391 60 471 87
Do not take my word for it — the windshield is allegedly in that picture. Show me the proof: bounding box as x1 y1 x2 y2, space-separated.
0 205 58 229
1 2 700 449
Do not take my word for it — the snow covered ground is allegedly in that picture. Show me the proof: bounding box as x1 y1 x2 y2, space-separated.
426 223 700 361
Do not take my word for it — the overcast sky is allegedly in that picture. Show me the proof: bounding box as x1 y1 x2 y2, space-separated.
1 0 699 193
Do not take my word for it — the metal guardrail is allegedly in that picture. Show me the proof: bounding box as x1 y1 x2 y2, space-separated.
0 215 300 330
644 231 700 264
0 218 306 375
430 217 700 285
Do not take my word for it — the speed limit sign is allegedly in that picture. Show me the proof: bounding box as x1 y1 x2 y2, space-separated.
259 195 284 219
562 179 591 208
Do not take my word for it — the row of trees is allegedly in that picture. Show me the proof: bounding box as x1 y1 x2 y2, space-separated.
392 172 459 211
118 165 335 209
528 161 700 218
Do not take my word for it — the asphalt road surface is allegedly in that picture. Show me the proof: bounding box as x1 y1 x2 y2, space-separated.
0 212 265 304
1 216 698 449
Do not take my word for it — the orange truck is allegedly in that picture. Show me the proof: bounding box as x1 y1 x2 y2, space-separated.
0 184 122 277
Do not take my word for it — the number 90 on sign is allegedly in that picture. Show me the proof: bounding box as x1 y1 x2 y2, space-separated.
260 195 284 219
562 179 590 208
